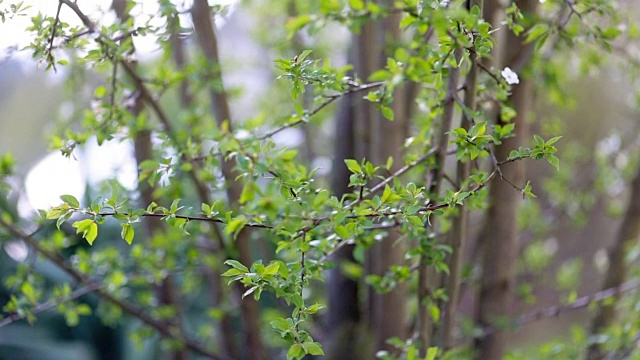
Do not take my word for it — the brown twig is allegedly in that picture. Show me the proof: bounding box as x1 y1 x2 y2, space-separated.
257 82 384 140
46 2 63 72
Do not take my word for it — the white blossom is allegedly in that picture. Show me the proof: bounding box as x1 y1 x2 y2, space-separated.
501 67 520 85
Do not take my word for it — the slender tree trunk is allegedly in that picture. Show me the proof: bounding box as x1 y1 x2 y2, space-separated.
475 2 538 359
370 1 408 351
190 1 265 358
587 166 640 359
441 0 483 349
343 1 409 353
167 15 238 359
326 87 364 359
112 2 188 359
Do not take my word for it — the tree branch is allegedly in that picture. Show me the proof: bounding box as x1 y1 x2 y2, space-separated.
0 282 102 328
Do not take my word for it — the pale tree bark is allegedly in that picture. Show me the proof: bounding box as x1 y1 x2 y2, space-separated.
441 0 483 349
587 166 640 359
112 1 187 359
475 2 538 359
166 14 238 359
326 88 364 360
190 1 265 359
359 3 409 354
342 1 409 353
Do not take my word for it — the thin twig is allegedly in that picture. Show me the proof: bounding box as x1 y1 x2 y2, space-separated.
0 282 102 328
475 278 640 339
46 2 63 72
258 82 384 140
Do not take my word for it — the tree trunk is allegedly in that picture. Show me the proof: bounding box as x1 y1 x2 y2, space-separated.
441 0 483 349
368 5 409 353
326 88 364 359
112 1 188 359
475 2 538 359
190 1 265 359
167 14 238 359
587 166 640 359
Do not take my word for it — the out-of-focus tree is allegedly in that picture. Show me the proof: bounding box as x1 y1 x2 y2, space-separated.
2 1 640 360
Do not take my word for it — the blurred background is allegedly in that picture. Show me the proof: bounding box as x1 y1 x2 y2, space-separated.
2 0 640 359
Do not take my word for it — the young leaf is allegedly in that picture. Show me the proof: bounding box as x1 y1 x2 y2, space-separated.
121 223 134 245
85 223 98 245
60 194 79 208
302 342 324 356
381 106 394 121
344 159 362 173
224 259 249 273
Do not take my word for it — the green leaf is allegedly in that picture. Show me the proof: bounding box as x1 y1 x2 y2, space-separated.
546 136 562 145
270 318 291 332
335 225 351 240
547 154 560 171
94 85 107 98
121 223 134 245
344 159 362 173
288 344 305 358
381 106 394 121
221 269 245 277
525 23 549 43
85 223 98 245
302 342 324 355
226 218 247 237
169 198 182 214
348 0 364 10
224 260 249 272
285 15 311 38
534 135 544 145
240 182 255 204
297 49 313 63
263 262 280 276
425 346 439 360
381 184 392 203
60 194 79 208
47 204 70 220
470 121 486 137
21 282 37 303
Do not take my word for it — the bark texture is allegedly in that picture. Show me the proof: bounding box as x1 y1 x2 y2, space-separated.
475 1 538 359
587 166 640 359
441 0 483 349
191 1 265 358
167 13 238 358
326 90 364 360
113 1 187 359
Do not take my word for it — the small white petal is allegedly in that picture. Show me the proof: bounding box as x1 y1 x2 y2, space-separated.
501 67 520 85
